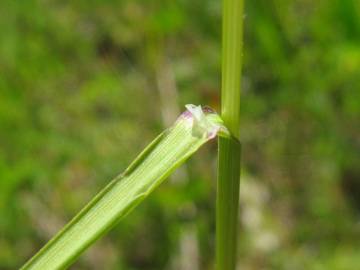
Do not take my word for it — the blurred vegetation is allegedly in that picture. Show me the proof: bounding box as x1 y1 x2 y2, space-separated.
0 0 359 269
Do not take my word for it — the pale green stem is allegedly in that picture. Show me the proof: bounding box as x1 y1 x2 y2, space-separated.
216 0 244 269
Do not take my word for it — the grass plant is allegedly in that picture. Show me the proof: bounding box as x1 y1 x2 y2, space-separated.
21 0 245 268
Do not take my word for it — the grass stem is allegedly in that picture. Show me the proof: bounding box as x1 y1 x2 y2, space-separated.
216 0 244 269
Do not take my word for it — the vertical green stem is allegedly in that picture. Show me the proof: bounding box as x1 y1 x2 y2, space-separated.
216 0 244 269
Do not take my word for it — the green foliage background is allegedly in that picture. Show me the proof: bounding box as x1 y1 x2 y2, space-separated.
0 0 359 269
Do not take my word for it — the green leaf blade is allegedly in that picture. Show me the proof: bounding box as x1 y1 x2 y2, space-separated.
21 105 226 270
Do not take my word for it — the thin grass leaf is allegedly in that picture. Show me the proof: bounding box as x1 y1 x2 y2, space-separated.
21 105 228 270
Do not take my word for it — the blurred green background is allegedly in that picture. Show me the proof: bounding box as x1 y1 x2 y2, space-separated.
0 0 359 269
